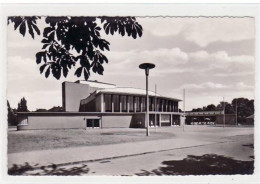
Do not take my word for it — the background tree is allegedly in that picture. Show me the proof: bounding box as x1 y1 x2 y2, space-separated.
17 97 29 112
35 108 48 112
231 98 254 123
205 104 217 111
48 106 64 112
8 16 143 80
7 100 17 126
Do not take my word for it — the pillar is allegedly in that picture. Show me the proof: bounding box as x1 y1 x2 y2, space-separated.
134 96 136 112
101 94 104 112
159 114 162 127
111 95 114 113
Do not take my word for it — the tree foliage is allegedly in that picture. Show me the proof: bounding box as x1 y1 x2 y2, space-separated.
8 16 143 80
17 97 29 112
7 100 17 126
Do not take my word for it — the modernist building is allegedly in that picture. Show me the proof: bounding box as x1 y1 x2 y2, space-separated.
17 80 182 130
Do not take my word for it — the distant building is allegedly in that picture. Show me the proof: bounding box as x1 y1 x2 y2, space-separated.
246 114 254 125
17 80 182 130
185 111 236 125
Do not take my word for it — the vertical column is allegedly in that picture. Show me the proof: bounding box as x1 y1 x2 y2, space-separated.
101 94 104 112
159 114 162 127
170 114 173 126
119 95 122 113
99 117 102 129
134 96 136 112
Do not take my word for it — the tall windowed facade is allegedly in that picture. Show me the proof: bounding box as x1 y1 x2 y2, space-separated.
82 92 180 113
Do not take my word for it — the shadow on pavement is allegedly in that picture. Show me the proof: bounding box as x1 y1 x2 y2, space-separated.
136 154 254 176
243 144 254 149
8 162 89 175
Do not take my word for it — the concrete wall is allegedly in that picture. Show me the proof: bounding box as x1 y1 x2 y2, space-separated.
62 82 98 112
17 113 137 130
101 115 134 128
17 112 177 130
18 116 87 130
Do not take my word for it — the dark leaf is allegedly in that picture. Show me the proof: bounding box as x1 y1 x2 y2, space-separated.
31 23 40 35
74 67 83 77
27 21 34 39
97 64 104 75
83 68 90 80
51 64 61 80
41 39 50 44
19 21 26 37
12 17 23 30
62 65 69 77
45 66 50 78
39 64 47 74
42 44 49 49
49 32 55 41
36 52 46 64
43 27 54 37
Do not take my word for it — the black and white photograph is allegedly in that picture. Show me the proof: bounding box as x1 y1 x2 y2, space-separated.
1 3 259 183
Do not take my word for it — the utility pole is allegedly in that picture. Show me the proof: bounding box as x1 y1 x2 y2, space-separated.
223 97 225 128
155 84 157 133
236 100 238 127
183 89 185 132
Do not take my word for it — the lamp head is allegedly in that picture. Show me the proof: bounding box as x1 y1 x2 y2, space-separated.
139 63 155 76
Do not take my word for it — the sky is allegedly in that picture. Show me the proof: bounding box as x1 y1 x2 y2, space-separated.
7 17 255 111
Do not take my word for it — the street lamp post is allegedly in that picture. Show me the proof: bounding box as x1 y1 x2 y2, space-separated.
139 63 155 136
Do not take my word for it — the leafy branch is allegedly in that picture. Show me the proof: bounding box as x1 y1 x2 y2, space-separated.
8 16 143 80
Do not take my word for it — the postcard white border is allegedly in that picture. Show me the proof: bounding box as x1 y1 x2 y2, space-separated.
0 3 259 184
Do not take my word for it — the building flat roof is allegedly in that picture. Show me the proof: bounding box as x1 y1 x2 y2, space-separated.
186 111 224 116
95 87 181 101
75 80 116 89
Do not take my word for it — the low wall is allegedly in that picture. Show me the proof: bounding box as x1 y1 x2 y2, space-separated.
17 113 142 130
17 112 177 130
18 115 88 130
101 115 134 128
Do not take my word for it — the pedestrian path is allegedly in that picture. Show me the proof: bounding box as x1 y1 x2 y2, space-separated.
8 137 216 168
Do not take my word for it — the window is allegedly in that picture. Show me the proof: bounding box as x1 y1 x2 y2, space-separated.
141 97 146 112
135 96 140 112
86 119 100 128
121 95 127 112
129 96 134 112
149 97 154 111
154 98 159 112
164 100 167 112
168 101 172 112
113 95 120 112
104 94 112 112
159 99 162 112
161 114 170 122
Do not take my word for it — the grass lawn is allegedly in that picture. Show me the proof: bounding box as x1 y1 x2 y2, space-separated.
8 128 175 153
